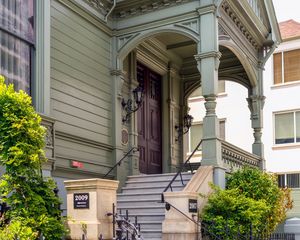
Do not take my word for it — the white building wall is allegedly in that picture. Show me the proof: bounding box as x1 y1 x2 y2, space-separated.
263 38 300 172
188 81 252 153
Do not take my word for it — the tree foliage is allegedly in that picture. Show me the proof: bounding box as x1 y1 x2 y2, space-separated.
201 167 292 238
0 77 66 239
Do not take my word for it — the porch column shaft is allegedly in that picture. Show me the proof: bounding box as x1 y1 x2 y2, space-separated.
248 61 265 170
111 56 127 186
196 3 225 188
128 51 140 176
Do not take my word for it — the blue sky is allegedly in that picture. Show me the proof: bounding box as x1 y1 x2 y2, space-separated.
273 0 300 23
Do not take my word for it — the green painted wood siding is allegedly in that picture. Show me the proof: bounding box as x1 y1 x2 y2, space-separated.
50 0 113 174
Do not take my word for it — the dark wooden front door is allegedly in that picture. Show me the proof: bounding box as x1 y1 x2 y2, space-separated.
137 63 162 174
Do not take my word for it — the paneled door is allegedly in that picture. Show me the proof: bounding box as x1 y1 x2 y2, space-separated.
137 63 162 174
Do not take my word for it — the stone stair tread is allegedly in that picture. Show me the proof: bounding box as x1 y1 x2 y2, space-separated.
121 185 186 190
127 172 192 178
117 172 195 240
118 205 165 210
117 192 165 197
117 199 163 203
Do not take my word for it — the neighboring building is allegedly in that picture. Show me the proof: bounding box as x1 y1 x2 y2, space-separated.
263 19 300 224
188 19 300 231
0 0 280 217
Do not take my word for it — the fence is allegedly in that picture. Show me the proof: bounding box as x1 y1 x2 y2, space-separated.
201 221 295 240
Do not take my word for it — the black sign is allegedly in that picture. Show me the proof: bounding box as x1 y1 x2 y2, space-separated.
189 199 197 213
74 193 89 209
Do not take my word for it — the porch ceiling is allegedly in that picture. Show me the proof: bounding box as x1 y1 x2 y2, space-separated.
151 33 250 88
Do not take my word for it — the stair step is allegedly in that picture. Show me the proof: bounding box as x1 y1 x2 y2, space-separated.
118 205 165 214
121 185 185 194
140 229 162 239
117 213 165 222
127 172 193 182
124 179 190 188
117 192 163 201
116 172 194 240
117 199 164 208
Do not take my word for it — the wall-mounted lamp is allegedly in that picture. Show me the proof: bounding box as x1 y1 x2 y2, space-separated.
121 85 144 123
175 114 193 141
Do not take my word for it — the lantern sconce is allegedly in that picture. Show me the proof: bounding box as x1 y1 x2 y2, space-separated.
175 114 193 141
121 85 144 123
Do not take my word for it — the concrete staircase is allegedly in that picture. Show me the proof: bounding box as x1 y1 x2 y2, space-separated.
117 172 193 240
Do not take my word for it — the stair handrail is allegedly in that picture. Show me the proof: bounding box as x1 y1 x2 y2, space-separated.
161 140 202 202
103 147 139 178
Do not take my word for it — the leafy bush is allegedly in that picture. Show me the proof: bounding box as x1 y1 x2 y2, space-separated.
0 77 66 239
201 167 292 238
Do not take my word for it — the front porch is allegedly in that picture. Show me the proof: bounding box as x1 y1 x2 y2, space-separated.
111 1 275 188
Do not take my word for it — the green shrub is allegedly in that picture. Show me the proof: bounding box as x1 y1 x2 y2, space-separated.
0 76 66 239
201 167 292 238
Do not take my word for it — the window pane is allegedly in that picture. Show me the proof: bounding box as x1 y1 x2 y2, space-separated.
284 49 300 83
287 174 300 188
190 124 202 151
0 0 34 42
220 121 225 140
275 113 294 144
273 53 282 84
0 30 31 93
218 80 225 93
277 174 285 188
296 112 300 142
189 81 225 98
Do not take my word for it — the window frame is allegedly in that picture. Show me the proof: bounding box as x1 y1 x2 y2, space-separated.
0 0 36 94
277 173 300 189
188 119 226 154
273 49 300 86
273 110 300 146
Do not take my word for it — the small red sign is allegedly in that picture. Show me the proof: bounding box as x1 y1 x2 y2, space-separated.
71 161 84 168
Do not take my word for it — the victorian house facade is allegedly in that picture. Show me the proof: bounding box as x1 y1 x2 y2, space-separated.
0 0 280 231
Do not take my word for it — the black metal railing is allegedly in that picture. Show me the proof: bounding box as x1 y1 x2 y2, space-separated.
161 140 202 202
201 220 296 240
103 147 139 179
106 203 142 240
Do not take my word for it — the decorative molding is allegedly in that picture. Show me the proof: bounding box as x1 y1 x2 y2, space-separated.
83 0 113 16
194 51 222 71
221 1 259 50
114 0 194 19
218 24 231 40
55 130 114 151
41 114 56 160
117 33 140 51
175 19 200 35
196 4 217 15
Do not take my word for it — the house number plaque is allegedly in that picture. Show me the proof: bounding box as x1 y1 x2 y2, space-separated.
74 193 90 209
188 199 197 213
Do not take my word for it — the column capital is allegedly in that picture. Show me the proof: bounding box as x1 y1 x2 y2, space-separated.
195 51 222 71
194 51 222 61
110 69 127 78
